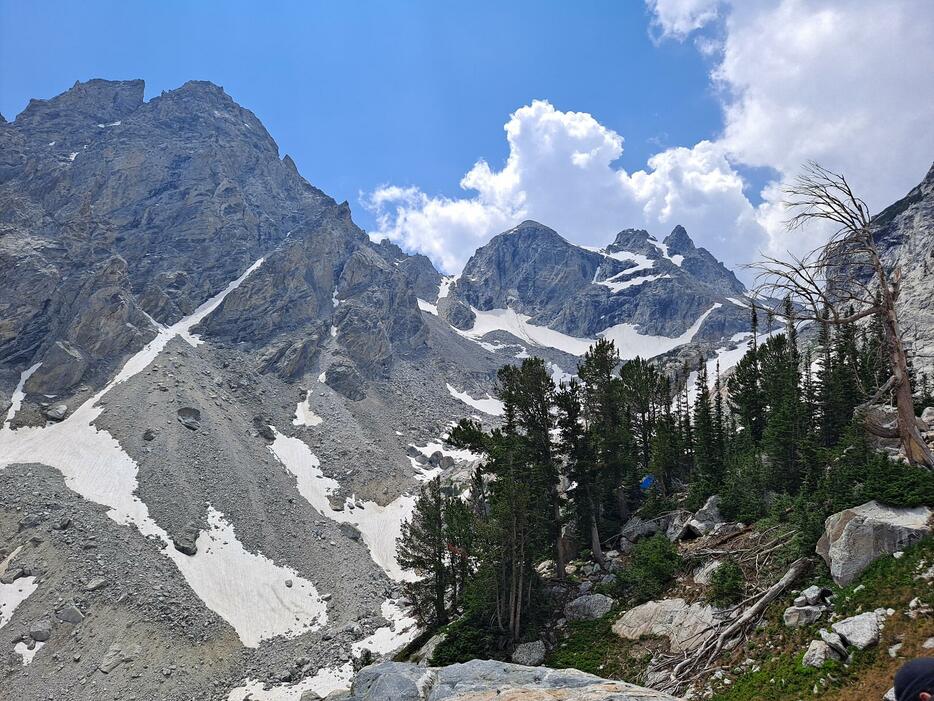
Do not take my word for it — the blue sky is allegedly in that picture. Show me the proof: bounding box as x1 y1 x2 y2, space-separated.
2 1 932 274
0 1 723 230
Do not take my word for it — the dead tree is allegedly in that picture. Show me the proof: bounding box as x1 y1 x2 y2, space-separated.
751 162 933 467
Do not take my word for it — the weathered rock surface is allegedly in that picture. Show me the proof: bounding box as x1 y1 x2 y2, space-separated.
831 611 881 650
343 660 680 700
802 639 842 668
613 598 719 653
564 593 615 621
783 605 823 628
816 500 932 585
511 640 546 666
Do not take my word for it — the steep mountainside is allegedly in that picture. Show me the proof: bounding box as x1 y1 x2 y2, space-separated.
872 163 934 375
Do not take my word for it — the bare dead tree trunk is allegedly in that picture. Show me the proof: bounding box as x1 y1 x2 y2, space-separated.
750 162 933 467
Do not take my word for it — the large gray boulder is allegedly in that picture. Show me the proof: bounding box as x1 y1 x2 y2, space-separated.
344 660 680 700
783 605 823 628
511 640 546 666
816 501 932 585
613 598 719 653
564 593 614 622
831 611 881 650
802 639 842 668
683 495 724 538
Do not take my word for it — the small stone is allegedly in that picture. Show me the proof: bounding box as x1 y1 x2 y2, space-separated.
511 640 546 666
802 639 841 668
57 603 85 624
783 605 823 627
285 579 293 588
29 618 53 642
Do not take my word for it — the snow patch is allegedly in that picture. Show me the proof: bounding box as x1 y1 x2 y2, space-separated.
3 362 41 429
0 258 327 647
293 392 323 427
598 273 670 293
96 121 121 128
14 640 44 665
227 663 354 701
599 304 719 359
726 297 749 309
0 575 37 630
268 430 417 582
446 383 504 416
417 298 438 315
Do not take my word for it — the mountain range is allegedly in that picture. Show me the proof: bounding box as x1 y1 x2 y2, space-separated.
0 79 931 700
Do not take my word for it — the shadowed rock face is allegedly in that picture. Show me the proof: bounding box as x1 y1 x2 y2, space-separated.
0 79 428 392
443 220 749 342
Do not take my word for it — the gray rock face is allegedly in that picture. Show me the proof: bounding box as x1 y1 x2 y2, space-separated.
172 521 201 556
29 618 53 642
783 605 823 627
441 220 751 350
42 402 68 421
802 639 841 668
1 78 430 399
870 163 934 376
816 500 932 585
344 660 679 700
564 593 614 621
613 598 719 653
831 611 881 650
511 640 546 666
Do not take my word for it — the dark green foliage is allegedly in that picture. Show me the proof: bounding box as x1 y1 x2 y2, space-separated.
707 559 744 607
615 535 682 604
430 609 501 666
397 477 451 626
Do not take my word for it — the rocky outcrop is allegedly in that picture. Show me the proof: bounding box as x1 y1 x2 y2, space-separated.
342 660 680 700
612 598 719 653
816 501 932 585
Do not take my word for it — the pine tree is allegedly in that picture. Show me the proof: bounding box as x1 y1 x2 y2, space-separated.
397 477 450 625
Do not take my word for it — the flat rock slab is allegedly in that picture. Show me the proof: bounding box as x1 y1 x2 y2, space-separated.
345 660 680 700
613 598 718 653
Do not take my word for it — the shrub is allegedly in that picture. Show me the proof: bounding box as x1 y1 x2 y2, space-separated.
616 534 682 604
707 559 744 607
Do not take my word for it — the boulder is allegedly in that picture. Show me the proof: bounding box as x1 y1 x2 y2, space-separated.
176 407 201 430
29 618 53 642
172 521 201 556
344 660 680 700
921 406 934 426
511 640 546 666
43 403 68 421
683 495 724 538
664 510 692 541
818 628 848 658
799 585 831 606
620 515 663 542
564 593 614 622
612 598 719 653
56 602 84 624
816 500 932 585
409 631 446 667
831 611 880 650
324 360 367 401
802 639 842 668
783 605 823 628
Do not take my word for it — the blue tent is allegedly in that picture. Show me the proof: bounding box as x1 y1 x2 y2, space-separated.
640 474 655 490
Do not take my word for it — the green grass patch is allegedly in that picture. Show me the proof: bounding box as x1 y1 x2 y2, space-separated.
543 611 652 682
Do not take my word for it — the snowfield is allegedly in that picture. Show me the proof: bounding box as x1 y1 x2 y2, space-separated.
0 258 334 647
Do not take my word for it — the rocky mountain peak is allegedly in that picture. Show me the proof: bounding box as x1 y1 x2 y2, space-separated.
663 225 695 254
15 78 145 133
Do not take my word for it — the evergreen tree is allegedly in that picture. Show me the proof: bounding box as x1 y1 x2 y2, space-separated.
397 477 450 625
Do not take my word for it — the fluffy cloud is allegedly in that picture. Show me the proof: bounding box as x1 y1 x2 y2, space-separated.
367 1 934 276
655 0 934 256
367 101 763 273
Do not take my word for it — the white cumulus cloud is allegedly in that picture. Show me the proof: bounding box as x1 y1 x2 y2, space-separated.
366 101 763 274
366 1 934 277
